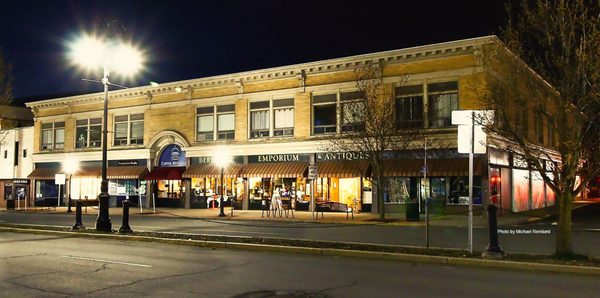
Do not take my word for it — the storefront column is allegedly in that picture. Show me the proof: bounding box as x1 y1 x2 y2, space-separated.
242 178 249 210
184 180 191 209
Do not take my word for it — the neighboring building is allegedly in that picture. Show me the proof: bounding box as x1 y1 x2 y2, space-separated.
0 127 35 209
24 36 560 214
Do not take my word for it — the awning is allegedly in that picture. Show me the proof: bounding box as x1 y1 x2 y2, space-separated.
145 167 186 180
27 167 102 179
182 164 242 178
316 161 370 178
107 166 149 179
240 162 308 178
384 158 483 177
27 168 59 179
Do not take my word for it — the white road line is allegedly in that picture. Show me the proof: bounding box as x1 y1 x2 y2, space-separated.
62 255 152 268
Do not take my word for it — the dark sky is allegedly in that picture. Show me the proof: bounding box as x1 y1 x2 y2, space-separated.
0 0 508 102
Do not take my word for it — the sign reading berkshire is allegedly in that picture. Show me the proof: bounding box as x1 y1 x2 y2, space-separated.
159 144 187 167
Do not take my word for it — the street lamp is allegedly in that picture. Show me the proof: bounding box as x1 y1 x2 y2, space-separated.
63 159 79 213
68 34 145 232
213 148 231 217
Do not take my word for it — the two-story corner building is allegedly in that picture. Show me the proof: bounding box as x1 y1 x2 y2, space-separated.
0 105 35 209
23 35 560 215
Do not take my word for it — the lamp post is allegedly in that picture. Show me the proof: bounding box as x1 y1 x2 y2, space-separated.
213 148 231 217
63 159 79 213
68 34 144 232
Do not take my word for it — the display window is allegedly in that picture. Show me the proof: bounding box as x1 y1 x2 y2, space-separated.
512 169 530 212
70 177 101 200
35 180 59 199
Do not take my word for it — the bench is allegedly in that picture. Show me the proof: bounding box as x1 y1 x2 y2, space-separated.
34 198 59 210
316 201 354 220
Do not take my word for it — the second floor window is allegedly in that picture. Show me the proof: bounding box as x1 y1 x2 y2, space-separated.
340 91 365 132
114 114 144 146
273 98 294 136
196 104 235 141
428 81 458 128
395 85 424 129
76 118 102 148
250 101 270 139
41 121 65 150
312 94 337 135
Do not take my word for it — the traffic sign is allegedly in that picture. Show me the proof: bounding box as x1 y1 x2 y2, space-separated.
308 165 318 179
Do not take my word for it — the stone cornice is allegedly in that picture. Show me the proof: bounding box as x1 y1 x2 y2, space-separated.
26 35 500 110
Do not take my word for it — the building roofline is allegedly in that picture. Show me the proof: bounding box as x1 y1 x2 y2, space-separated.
26 35 500 108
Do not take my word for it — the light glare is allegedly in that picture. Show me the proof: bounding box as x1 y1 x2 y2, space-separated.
69 36 105 69
111 43 144 76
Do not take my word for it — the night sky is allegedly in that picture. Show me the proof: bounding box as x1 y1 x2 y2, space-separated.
0 0 509 102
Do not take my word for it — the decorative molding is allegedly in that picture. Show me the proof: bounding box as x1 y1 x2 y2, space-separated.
26 36 500 110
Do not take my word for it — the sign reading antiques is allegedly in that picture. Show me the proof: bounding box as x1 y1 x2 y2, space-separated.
248 154 310 163
317 152 368 161
159 144 187 167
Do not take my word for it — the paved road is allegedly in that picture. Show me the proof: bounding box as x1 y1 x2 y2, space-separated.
1 211 598 257
1 232 598 297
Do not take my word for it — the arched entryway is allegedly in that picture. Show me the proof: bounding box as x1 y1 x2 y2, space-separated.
146 131 189 208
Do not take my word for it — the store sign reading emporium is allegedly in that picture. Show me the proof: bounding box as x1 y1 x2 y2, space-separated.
248 154 310 163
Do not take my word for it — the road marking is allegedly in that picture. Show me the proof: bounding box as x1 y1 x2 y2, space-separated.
62 255 152 268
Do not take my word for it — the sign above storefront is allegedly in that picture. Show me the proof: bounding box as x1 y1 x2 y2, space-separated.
317 152 368 161
13 179 29 184
159 144 187 167
248 154 310 163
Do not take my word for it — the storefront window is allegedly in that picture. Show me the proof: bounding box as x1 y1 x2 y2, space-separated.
70 177 100 200
512 169 530 212
531 171 545 209
448 176 482 205
387 178 411 203
4 184 12 200
35 180 58 198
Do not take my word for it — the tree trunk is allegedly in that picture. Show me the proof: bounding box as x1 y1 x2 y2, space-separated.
555 190 574 257
377 177 386 220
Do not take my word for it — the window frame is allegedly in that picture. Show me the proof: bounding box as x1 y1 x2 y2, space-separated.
113 114 144 147
427 82 459 128
340 91 366 133
395 85 424 130
249 100 271 139
40 121 65 151
273 98 295 137
75 117 102 149
312 93 338 135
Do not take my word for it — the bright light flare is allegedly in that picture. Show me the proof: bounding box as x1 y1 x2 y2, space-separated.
68 35 105 70
68 34 145 76
63 159 80 175
213 148 232 169
110 43 145 76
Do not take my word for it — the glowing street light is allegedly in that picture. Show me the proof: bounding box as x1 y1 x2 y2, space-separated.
213 148 231 217
63 159 79 213
68 33 145 232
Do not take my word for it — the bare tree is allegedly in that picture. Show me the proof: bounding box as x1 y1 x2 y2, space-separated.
481 0 600 257
0 49 13 105
324 62 426 220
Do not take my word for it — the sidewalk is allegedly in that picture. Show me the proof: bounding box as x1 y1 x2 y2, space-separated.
9 205 542 227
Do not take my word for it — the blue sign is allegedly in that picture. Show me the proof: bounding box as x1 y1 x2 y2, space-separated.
159 144 186 167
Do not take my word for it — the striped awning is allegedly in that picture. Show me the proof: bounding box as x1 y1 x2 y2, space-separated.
145 167 186 180
27 168 59 179
384 158 483 177
182 163 242 178
107 166 149 179
316 161 370 178
73 167 102 178
240 162 308 178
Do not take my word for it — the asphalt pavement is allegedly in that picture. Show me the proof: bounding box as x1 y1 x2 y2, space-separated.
1 206 598 257
1 232 598 297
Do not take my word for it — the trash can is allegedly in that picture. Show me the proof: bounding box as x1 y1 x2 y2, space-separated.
405 201 420 221
6 199 15 210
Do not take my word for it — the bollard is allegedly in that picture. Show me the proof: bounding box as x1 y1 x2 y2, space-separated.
119 200 133 234
482 204 505 258
71 201 85 230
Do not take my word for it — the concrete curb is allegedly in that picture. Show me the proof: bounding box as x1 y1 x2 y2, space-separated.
1 226 599 276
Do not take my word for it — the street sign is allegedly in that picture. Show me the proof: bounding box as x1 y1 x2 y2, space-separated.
308 165 318 179
457 125 487 154
55 174 66 185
